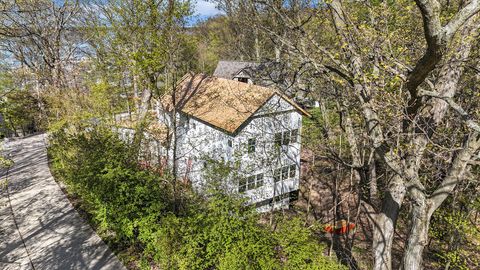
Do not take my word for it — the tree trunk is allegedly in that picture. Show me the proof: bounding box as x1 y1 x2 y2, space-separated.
372 175 406 270
133 74 140 111
402 193 430 270
402 133 480 269
131 86 153 157
369 159 379 203
254 27 260 61
8 119 18 137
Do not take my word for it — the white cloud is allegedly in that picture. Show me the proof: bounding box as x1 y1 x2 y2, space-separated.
194 1 223 17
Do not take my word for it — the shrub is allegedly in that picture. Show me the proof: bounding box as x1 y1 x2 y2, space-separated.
49 123 345 270
49 123 169 244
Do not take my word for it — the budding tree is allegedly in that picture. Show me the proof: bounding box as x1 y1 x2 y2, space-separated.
212 0 480 269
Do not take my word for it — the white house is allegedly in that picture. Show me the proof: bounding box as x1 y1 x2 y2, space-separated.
117 73 310 211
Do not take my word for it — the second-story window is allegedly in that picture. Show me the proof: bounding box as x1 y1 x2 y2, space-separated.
274 132 282 147
282 131 290 145
275 129 298 146
274 169 281 182
256 173 264 187
247 176 256 190
274 164 297 182
289 164 296 178
227 139 233 147
282 166 289 179
239 178 247 193
291 129 298 143
248 138 256 153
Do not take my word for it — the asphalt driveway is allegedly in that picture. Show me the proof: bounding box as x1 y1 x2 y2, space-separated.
0 134 126 270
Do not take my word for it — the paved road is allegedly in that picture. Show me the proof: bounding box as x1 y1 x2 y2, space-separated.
0 134 126 270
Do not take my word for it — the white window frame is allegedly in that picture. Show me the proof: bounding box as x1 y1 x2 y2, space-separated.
274 164 297 183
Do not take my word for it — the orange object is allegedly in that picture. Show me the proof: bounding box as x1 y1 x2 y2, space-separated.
324 220 356 235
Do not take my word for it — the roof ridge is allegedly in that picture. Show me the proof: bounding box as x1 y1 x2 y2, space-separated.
160 73 309 134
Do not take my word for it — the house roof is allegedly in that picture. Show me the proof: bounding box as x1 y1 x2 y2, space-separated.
162 73 310 134
213 60 259 79
115 111 168 141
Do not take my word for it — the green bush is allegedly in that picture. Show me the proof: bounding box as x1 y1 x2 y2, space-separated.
48 123 345 270
142 194 345 270
49 123 170 244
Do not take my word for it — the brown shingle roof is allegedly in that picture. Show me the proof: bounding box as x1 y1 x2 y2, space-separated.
162 73 310 134
115 111 168 141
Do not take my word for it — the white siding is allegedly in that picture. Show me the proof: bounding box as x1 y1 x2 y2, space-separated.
120 93 306 211
175 94 303 210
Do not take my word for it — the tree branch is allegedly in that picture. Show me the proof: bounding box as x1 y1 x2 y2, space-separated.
419 89 480 132
406 0 480 118
428 131 480 214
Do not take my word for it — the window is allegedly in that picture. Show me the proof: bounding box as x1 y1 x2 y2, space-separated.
247 176 256 190
227 139 233 147
291 129 298 143
256 173 264 187
275 130 298 146
282 166 289 179
274 133 282 147
282 131 290 145
274 169 281 182
237 77 249 83
289 164 296 178
240 173 265 192
274 164 297 183
248 138 256 153
239 178 247 193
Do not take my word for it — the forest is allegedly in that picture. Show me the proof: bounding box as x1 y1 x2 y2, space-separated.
1 0 480 270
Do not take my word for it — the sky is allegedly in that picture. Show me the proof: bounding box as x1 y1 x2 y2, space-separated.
194 1 223 20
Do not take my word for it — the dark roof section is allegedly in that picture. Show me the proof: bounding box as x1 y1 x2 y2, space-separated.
213 60 259 79
213 60 317 109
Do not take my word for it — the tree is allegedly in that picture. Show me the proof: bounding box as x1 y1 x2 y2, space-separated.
212 0 480 269
0 0 83 89
0 67 40 136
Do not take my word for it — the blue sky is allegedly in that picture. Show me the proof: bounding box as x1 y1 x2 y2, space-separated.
194 1 223 19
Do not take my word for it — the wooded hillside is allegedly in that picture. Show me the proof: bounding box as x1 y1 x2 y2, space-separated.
1 1 479 269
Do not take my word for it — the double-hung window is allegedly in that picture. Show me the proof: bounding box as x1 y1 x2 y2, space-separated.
275 129 299 146
248 138 256 153
239 178 247 192
274 133 282 147
239 172 265 192
247 176 256 190
289 164 296 178
274 169 281 182
290 129 298 143
282 166 289 179
256 173 264 187
274 164 297 182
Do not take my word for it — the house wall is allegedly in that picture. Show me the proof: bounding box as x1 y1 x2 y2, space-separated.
175 94 303 210
115 127 170 165
175 114 234 188
115 94 305 211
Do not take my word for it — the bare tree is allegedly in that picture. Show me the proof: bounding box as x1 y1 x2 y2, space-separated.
0 0 82 89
